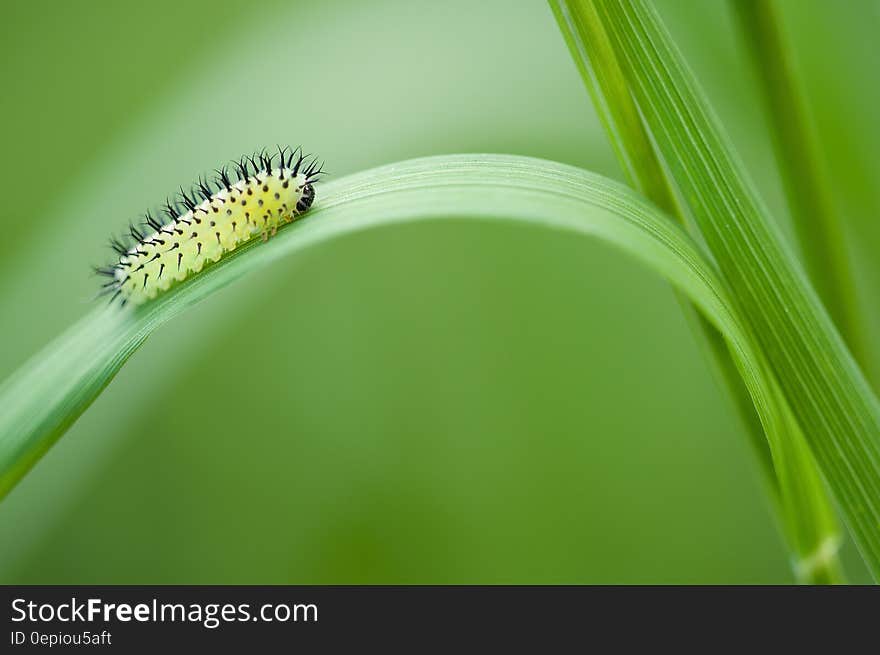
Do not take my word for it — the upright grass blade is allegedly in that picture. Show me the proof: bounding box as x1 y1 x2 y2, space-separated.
589 0 880 579
550 0 844 583
549 0 773 475
732 0 869 377
550 0 678 215
0 153 832 587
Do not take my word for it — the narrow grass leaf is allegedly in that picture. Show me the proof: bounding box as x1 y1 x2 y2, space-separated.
732 0 869 375
593 0 880 578
0 149 818 579
550 0 844 583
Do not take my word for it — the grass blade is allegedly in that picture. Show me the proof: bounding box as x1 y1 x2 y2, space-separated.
0 149 821 584
550 0 677 214
591 0 880 578
549 0 844 583
732 0 869 376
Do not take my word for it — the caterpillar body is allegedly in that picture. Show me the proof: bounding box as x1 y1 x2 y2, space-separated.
96 147 323 306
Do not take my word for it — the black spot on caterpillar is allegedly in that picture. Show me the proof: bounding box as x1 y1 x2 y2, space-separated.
96 146 323 306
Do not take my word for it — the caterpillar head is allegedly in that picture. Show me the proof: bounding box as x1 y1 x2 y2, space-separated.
297 182 315 213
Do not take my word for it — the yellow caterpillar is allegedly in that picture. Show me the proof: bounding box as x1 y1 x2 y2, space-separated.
97 147 322 306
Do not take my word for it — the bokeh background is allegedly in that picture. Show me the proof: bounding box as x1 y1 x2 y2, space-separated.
0 0 876 583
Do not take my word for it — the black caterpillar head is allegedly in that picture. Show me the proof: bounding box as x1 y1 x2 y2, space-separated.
296 183 315 213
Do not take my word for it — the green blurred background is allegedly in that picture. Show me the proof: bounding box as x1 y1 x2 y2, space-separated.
0 0 876 583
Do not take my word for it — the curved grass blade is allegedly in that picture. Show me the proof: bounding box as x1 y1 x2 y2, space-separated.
0 155 839 583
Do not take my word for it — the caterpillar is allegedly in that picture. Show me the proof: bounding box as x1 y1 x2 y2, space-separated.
95 147 323 306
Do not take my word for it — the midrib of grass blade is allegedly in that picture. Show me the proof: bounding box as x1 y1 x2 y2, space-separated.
732 0 870 381
549 0 843 583
593 0 880 578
